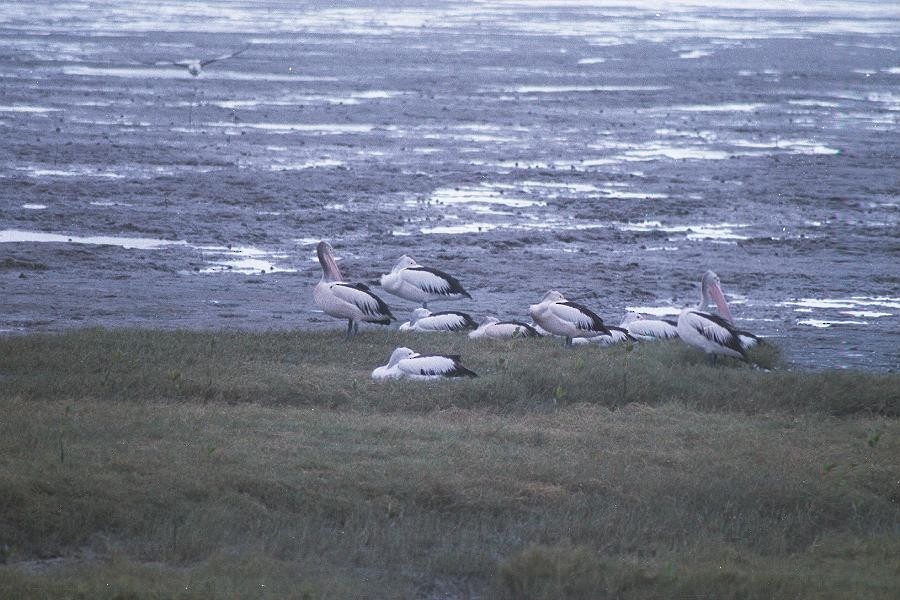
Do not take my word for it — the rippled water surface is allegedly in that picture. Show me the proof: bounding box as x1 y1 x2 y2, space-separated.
1 0 897 370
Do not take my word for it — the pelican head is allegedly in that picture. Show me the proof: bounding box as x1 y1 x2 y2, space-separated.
541 290 566 303
387 347 417 367
316 240 343 282
700 270 734 324
393 255 419 271
620 312 643 326
479 316 500 326
410 307 431 322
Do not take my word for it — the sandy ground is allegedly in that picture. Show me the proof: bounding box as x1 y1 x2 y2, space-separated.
1 0 898 371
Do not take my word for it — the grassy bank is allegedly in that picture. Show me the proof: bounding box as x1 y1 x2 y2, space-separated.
1 329 898 598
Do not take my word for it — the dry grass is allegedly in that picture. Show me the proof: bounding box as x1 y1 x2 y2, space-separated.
0 329 898 598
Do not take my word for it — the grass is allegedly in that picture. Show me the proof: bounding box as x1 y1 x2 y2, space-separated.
1 328 898 598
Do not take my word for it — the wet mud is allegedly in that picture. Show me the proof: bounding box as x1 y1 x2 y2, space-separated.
1 1 898 370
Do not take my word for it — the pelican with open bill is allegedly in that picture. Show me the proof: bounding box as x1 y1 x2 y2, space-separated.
313 241 394 339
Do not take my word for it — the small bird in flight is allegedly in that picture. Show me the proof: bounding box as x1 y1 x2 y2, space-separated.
155 45 249 77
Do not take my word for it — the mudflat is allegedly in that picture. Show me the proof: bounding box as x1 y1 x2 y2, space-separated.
1 1 898 370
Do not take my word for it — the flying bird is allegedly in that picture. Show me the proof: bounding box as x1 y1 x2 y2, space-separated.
528 290 610 346
676 270 748 363
313 241 394 339
399 308 477 332
371 347 478 380
379 255 471 308
155 45 250 77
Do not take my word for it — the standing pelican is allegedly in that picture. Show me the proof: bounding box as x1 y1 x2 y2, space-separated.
528 290 610 346
379 255 471 308
399 308 477 332
677 270 747 362
313 241 394 339
620 312 680 341
371 347 478 380
468 317 540 340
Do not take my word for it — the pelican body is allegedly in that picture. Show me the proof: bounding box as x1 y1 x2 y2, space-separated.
677 271 747 362
399 308 477 332
620 312 680 341
468 317 540 340
314 241 394 338
572 326 636 346
528 290 610 346
371 347 478 380
380 255 471 307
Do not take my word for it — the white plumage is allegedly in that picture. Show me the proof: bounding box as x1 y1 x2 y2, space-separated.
572 326 635 346
371 347 478 380
468 317 540 340
677 271 747 361
313 241 394 338
399 308 477 332
620 312 680 341
528 290 610 345
379 255 471 307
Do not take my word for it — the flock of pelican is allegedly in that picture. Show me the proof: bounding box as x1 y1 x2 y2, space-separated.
313 241 761 380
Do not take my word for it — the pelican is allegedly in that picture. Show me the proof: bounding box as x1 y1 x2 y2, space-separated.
156 45 249 77
528 290 610 346
572 326 636 346
676 270 747 362
313 241 394 339
468 317 540 339
399 308 477 332
379 255 471 308
371 347 478 380
620 312 680 341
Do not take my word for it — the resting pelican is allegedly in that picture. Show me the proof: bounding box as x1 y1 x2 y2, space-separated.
677 270 747 362
156 45 249 77
468 317 540 340
371 347 478 380
528 290 610 346
313 241 394 339
620 312 679 341
572 326 636 346
379 255 471 307
399 308 477 332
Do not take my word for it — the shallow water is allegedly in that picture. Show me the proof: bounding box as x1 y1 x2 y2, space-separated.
0 0 897 371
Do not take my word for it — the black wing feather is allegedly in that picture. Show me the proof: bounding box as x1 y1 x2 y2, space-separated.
410 266 471 298
560 301 608 332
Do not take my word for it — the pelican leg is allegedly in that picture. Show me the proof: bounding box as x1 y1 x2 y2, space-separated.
707 353 718 367
345 319 355 340
564 337 572 347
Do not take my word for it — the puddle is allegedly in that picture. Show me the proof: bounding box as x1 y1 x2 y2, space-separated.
22 204 47 210
499 85 669 94
0 229 187 250
196 122 378 135
428 186 546 209
61 65 337 82
782 297 900 310
0 105 60 113
617 221 750 242
270 159 344 170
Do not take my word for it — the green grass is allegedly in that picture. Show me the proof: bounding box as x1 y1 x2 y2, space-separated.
1 328 898 598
